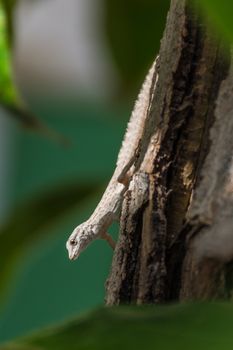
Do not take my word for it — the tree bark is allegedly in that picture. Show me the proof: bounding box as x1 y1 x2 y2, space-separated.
106 0 232 305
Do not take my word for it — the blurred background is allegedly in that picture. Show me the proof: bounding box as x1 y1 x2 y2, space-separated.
0 0 170 343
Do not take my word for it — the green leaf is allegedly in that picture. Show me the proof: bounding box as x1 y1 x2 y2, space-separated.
1 303 233 349
0 182 102 301
197 1 233 43
104 0 170 92
0 2 68 143
0 0 15 43
0 2 20 107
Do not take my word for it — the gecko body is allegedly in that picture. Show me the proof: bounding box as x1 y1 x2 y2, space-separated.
66 57 158 260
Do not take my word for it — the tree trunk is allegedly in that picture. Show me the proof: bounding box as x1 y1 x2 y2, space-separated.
106 0 232 304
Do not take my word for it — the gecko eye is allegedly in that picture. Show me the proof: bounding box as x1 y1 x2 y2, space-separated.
70 239 77 246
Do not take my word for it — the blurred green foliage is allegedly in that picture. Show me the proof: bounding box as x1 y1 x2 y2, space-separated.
2 303 233 349
0 0 15 42
0 1 68 139
197 1 233 44
0 2 20 107
105 0 170 95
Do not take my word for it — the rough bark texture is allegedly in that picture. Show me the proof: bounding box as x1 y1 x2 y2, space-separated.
106 0 231 305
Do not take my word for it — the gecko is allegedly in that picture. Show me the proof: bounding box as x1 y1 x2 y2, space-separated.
66 56 159 260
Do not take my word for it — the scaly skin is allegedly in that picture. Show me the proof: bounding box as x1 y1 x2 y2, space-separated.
66 178 125 260
66 57 159 260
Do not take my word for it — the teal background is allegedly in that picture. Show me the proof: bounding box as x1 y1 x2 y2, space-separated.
0 103 126 342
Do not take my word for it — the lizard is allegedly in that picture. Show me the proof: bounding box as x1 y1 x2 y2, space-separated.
66 56 159 260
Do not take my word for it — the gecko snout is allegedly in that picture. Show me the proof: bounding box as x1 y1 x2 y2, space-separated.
66 238 78 260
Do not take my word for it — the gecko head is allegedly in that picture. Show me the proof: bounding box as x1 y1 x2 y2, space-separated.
66 222 97 260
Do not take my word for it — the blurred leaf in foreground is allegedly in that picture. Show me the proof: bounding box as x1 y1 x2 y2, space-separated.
0 1 20 107
0 1 68 144
0 181 102 302
1 303 233 349
197 1 233 44
105 0 170 94
0 0 15 43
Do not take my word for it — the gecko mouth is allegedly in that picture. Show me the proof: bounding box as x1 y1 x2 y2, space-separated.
68 251 79 260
